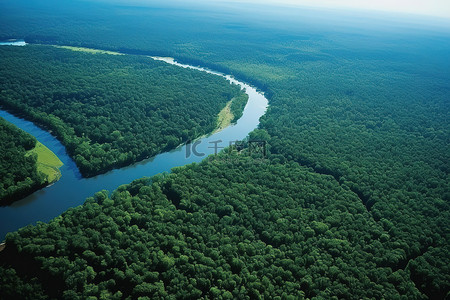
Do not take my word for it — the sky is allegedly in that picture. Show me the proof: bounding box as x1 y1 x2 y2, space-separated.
216 0 450 19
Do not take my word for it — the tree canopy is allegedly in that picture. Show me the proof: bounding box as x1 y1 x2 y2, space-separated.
0 152 425 299
0 117 45 203
0 45 245 177
0 0 449 298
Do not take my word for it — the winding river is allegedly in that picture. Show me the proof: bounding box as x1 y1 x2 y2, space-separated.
0 48 268 240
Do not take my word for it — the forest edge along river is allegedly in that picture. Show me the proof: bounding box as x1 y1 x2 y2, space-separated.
0 43 269 241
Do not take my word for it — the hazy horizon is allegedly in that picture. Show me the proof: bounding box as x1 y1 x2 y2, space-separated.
214 0 450 19
92 0 450 19
89 0 450 29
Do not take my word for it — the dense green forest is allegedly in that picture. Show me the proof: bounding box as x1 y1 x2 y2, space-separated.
0 118 43 203
0 0 449 298
0 45 244 177
0 152 424 299
229 93 248 124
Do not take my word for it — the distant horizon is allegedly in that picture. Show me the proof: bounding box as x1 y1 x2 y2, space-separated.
213 0 450 20
89 0 450 31
98 0 450 20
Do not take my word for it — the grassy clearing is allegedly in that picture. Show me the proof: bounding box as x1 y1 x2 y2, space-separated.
215 100 234 132
54 45 123 55
26 142 63 183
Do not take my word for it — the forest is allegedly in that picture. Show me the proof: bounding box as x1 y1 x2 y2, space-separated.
0 117 47 203
0 0 449 298
0 45 245 177
0 151 424 299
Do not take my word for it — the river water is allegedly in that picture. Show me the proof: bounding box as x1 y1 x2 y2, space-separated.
0 39 27 46
0 52 268 240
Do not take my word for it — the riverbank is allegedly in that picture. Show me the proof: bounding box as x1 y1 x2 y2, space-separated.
26 141 63 183
1 43 248 178
0 116 64 205
53 45 123 55
0 46 268 240
216 100 234 132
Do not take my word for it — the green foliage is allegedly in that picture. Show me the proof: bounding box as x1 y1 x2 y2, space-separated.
0 117 46 202
229 93 248 123
0 0 449 298
0 45 244 177
0 266 47 300
408 246 450 299
0 155 425 298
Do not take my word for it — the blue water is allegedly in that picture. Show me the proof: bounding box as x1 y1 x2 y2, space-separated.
0 39 27 46
0 60 268 240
